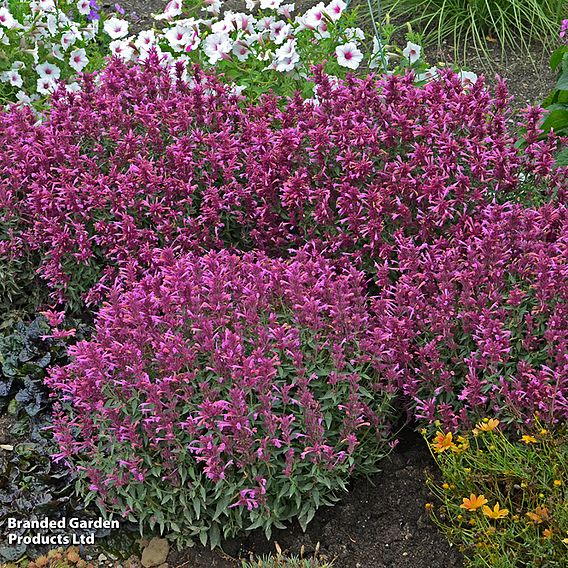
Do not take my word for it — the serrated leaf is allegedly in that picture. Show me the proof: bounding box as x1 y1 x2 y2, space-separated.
212 494 231 521
192 496 201 519
209 522 220 548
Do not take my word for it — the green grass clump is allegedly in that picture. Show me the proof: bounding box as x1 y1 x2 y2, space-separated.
425 418 568 567
381 0 566 56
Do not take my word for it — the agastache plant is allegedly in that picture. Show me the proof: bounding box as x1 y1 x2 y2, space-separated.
45 248 396 547
2 55 566 311
369 201 568 432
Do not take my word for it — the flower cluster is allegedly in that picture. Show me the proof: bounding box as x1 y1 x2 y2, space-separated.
46 248 396 545
97 0 431 98
0 0 431 103
370 202 568 431
0 0 109 104
2 56 563 309
426 422 568 567
560 19 568 42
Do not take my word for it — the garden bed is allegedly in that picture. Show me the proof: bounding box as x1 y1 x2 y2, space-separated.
0 0 566 567
168 429 464 568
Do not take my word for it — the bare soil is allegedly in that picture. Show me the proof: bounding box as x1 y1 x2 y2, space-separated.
167 429 464 568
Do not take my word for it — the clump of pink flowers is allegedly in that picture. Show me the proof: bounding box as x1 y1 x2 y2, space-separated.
3 54 567 545
1 55 565 308
369 202 568 432
560 19 568 42
46 248 396 543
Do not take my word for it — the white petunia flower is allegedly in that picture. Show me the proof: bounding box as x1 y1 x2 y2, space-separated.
165 24 194 51
269 20 291 44
109 39 134 60
61 30 78 50
134 29 156 52
344 27 365 42
335 42 363 69
277 3 295 17
0 29 9 45
245 0 257 10
138 44 164 62
82 20 99 41
69 47 89 72
76 0 91 15
65 81 81 93
314 21 330 39
203 32 232 64
1 70 22 88
0 7 18 29
157 50 175 66
458 70 478 87
260 0 282 9
416 66 439 82
257 16 275 30
36 76 57 95
185 31 201 52
232 13 254 32
402 41 421 64
230 84 246 95
304 3 325 29
211 19 234 34
16 90 33 104
36 61 61 80
162 0 183 18
274 37 299 72
324 0 346 21
38 0 56 11
52 44 65 61
103 16 129 39
232 40 250 61
203 0 222 15
25 45 40 64
46 14 58 35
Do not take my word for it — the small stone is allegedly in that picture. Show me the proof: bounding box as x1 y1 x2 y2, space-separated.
141 538 170 568
124 555 142 568
157 564 169 568
98 554 107 563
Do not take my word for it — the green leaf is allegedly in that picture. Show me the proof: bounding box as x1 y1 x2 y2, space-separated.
550 47 568 71
556 67 568 92
554 146 568 168
192 496 201 519
209 522 220 549
247 516 265 531
212 493 231 521
541 109 568 136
